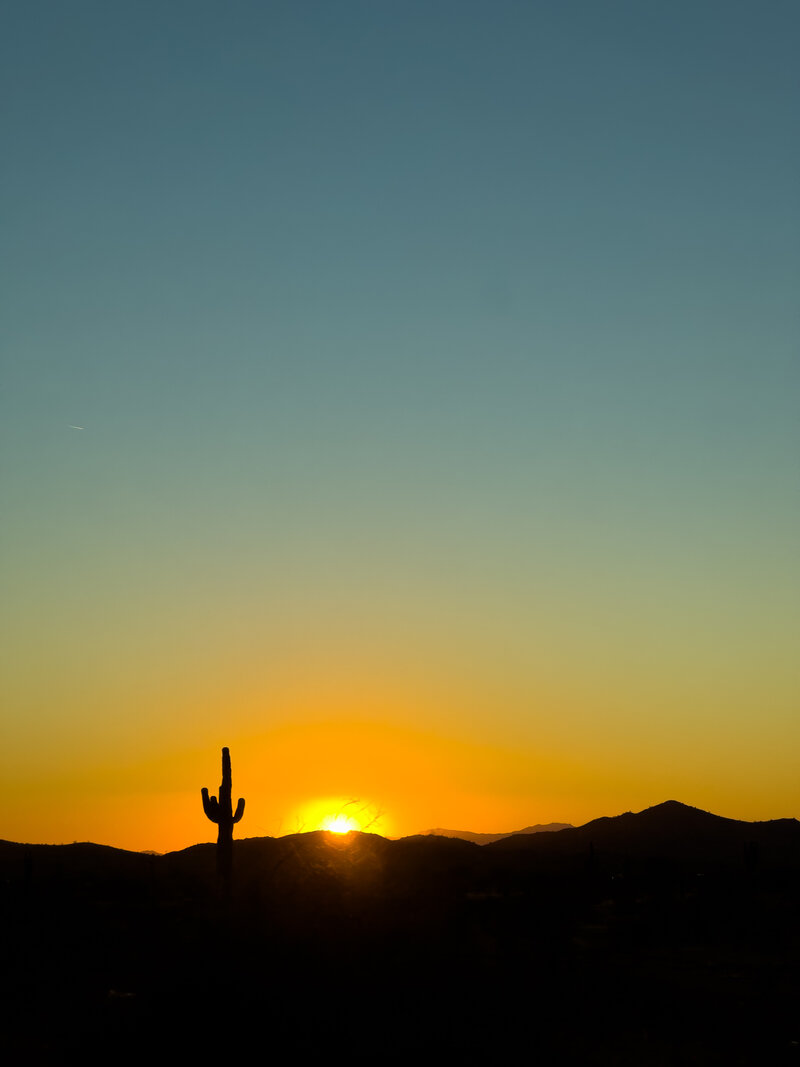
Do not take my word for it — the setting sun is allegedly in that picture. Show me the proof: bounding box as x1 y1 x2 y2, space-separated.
321 812 359 834
292 796 387 837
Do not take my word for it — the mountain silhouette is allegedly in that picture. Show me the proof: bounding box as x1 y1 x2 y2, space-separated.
3 800 798 884
3 801 799 1063
487 800 800 865
417 821 573 844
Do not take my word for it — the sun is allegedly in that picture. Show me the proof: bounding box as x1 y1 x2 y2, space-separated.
293 796 387 836
320 812 360 834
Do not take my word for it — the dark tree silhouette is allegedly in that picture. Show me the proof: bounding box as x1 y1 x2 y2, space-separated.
201 747 245 884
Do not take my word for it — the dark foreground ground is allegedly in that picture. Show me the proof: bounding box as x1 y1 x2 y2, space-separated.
2 803 799 1065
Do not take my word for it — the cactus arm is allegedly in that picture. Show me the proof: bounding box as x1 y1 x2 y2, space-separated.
201 787 220 823
232 797 245 823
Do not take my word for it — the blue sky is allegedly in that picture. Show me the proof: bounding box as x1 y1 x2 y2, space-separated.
1 1 798 846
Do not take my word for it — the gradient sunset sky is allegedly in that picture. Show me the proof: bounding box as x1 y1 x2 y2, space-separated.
2 1 798 851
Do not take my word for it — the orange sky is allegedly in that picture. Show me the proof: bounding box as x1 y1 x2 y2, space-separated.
5 681 799 853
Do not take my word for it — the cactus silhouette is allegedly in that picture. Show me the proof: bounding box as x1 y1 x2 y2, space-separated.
202 746 245 883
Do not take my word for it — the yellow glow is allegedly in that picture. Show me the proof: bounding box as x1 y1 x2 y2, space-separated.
294 795 381 836
321 812 359 834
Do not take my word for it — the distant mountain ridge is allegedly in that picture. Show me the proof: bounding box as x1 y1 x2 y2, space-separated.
487 800 800 864
2 801 797 869
418 822 573 844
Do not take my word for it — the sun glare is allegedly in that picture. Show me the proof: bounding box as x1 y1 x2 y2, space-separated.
321 812 360 834
292 796 387 837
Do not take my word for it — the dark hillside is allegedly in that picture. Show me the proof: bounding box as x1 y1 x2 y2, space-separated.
489 800 800 866
2 804 799 1064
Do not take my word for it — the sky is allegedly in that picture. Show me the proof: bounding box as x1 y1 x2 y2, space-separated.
1 0 798 851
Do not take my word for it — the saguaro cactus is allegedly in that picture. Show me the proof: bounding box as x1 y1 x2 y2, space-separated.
202 746 245 882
